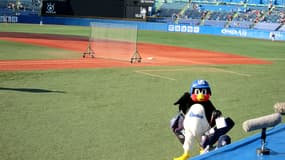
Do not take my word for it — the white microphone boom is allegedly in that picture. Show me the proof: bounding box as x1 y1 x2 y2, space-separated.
242 113 282 132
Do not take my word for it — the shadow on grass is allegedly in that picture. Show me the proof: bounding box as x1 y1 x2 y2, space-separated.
0 87 65 93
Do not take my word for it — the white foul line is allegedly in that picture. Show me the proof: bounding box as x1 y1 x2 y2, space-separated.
209 67 251 77
134 66 251 80
134 70 176 81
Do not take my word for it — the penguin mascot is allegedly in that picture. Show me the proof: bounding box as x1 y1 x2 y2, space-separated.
170 80 235 160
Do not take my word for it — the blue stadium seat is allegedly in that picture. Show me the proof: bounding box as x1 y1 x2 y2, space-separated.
153 0 285 31
203 20 227 27
275 0 284 5
247 0 262 4
231 0 242 3
253 22 280 30
229 21 252 28
261 0 271 4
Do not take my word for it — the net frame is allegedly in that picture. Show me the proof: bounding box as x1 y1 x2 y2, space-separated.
85 22 141 63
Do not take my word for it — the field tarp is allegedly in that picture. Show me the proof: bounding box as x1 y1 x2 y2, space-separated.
191 123 285 160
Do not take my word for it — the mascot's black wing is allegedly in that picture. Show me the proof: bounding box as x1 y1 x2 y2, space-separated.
200 100 217 127
174 92 192 114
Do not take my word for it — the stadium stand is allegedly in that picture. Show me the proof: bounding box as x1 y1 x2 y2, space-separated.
157 2 186 17
1 0 284 32
253 22 281 30
203 20 227 27
0 0 40 16
150 0 285 31
228 20 253 28
279 24 285 31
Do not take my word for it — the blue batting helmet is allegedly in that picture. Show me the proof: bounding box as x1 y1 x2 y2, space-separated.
190 80 211 95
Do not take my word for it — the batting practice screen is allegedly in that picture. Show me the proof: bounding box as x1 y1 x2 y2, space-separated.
89 22 138 62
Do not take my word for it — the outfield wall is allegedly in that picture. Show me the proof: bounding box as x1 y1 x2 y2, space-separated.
2 15 285 41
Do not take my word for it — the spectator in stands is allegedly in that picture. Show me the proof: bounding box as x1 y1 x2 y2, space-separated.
140 7 147 19
268 2 273 12
172 13 177 21
227 15 233 21
270 33 275 41
201 11 208 20
156 9 160 17
279 12 285 23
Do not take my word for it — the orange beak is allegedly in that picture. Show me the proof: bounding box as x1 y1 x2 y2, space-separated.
196 93 205 102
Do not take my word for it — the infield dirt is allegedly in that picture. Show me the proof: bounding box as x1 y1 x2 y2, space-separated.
0 32 271 71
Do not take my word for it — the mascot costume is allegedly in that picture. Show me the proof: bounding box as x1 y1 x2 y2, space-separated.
170 80 235 160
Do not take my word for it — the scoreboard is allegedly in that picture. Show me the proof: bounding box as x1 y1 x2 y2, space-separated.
41 0 154 18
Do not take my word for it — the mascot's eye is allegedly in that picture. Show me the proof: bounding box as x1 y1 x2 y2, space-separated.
194 89 200 94
201 89 207 94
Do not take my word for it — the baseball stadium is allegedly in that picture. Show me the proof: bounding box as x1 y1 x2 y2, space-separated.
1 0 285 160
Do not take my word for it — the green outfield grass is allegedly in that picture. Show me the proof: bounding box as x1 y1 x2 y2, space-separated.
0 23 285 160
0 40 81 60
